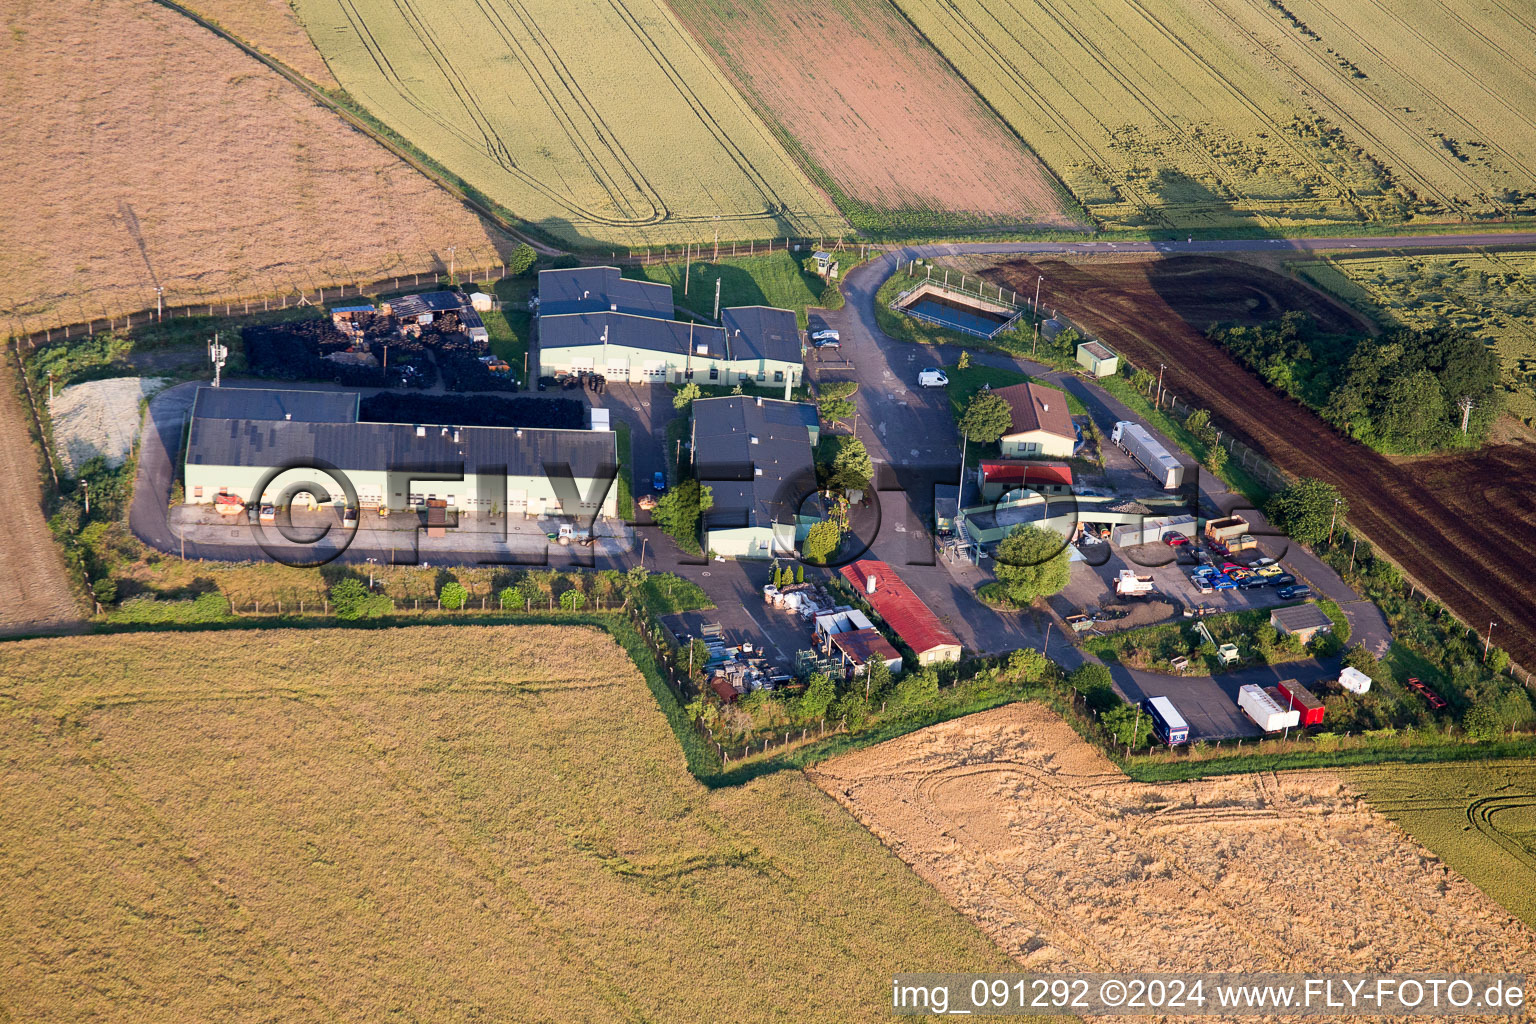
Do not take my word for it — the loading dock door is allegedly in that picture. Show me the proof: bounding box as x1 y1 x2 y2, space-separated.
643 360 666 381
507 488 527 517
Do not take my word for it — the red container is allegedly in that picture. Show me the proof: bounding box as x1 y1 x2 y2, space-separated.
1277 679 1325 727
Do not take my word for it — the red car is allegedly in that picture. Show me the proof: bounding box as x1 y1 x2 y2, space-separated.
1164 533 1191 547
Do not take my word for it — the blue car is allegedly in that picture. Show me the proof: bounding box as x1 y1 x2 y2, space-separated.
1211 573 1238 590
652 471 667 493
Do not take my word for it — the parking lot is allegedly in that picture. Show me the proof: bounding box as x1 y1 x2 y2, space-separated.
1050 535 1308 633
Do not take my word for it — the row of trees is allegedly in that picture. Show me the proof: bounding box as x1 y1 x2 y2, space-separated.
1208 313 1503 453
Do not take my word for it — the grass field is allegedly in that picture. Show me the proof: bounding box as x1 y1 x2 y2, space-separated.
293 0 845 248
625 250 845 327
890 0 1536 230
1350 760 1536 930
0 625 1012 1020
0 0 508 335
1296 250 1536 425
664 0 1082 235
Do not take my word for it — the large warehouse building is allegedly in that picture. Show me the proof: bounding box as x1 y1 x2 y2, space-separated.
183 387 618 519
692 395 818 558
537 266 803 389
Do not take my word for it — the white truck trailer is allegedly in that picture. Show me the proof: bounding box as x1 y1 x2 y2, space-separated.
1112 421 1184 490
1238 683 1300 732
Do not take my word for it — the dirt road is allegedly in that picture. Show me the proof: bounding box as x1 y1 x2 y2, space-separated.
0 376 82 636
985 255 1536 668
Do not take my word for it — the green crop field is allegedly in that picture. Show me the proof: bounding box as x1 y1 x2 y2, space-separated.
1296 250 1536 425
624 249 849 326
1350 760 1536 930
292 0 846 248
890 0 1536 231
0 626 1010 1020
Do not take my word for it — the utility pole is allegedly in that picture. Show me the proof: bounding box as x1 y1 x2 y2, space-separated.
1484 621 1496 662
448 246 457 283
1328 497 1341 545
156 286 163 321
1349 537 1358 574
713 277 721 321
713 217 719 262
82 479 89 516
1459 396 1475 434
209 333 227 388
1157 363 1166 407
684 243 691 296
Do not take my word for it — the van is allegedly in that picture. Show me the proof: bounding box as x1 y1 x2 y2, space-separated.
917 368 949 388
810 329 840 347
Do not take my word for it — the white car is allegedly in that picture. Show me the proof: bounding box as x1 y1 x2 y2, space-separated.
810 329 840 344
917 368 949 388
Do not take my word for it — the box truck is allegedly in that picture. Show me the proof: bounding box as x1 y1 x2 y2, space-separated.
1114 569 1156 597
1276 678 1325 727
1111 421 1184 489
1145 696 1189 745
1238 683 1300 732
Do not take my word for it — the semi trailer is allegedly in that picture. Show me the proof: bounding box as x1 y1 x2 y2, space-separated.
1111 421 1184 489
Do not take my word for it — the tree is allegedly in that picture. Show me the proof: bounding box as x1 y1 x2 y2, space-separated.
507 243 537 277
1130 368 1155 393
653 480 713 548
1008 647 1050 683
801 519 843 564
958 391 1012 444
672 381 701 411
1102 702 1153 748
1265 477 1347 546
625 564 650 592
92 578 118 604
957 350 971 369
830 436 873 491
331 577 388 620
799 672 837 722
795 564 804 584
439 581 469 610
1379 368 1447 452
864 656 893 701
1203 441 1227 476
992 524 1070 604
499 585 523 610
894 669 940 710
559 589 586 611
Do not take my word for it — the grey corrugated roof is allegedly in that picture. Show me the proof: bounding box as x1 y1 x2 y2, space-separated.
186 388 615 480
692 396 816 527
1271 604 1332 633
388 291 463 318
190 387 358 423
721 306 800 363
540 311 727 359
538 266 673 318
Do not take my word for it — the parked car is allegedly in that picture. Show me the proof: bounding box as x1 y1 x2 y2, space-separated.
1276 584 1311 600
1256 564 1283 577
342 507 358 529
1253 556 1277 567
1270 573 1296 587
652 471 667 493
917 368 949 388
1191 576 1214 595
258 504 277 522
810 329 840 347
1212 573 1237 590
1164 533 1191 547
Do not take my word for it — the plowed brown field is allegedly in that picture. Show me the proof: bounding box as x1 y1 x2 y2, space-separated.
0 379 82 637
810 704 1536 1007
666 0 1081 227
986 255 1536 668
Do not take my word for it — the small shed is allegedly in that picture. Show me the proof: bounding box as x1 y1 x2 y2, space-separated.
812 250 837 277
1270 603 1333 644
1076 339 1119 377
468 291 494 312
1339 666 1372 694
828 628 902 677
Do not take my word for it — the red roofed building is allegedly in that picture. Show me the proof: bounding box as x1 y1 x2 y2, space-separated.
840 559 962 666
978 460 1073 500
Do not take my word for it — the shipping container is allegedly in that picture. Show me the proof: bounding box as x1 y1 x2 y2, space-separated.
1111 421 1184 489
1145 696 1190 746
1276 678 1325 726
1238 683 1300 732
1109 513 1196 548
1339 667 1372 694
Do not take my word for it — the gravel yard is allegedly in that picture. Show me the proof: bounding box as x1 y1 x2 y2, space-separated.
49 377 167 474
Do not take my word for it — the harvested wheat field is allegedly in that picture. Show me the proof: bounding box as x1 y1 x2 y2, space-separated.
179 0 336 86
668 0 1081 231
0 625 1011 1022
0 382 81 637
0 0 505 334
810 704 1536 990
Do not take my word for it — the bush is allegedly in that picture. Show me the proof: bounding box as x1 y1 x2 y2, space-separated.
106 591 231 624
92 578 118 604
1008 647 1050 683
330 577 390 620
507 243 537 276
499 585 524 610
993 524 1071 604
559 589 586 611
439 581 469 610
